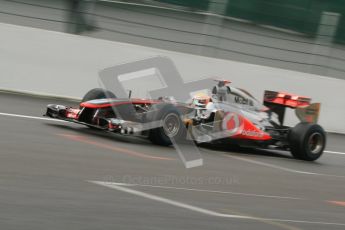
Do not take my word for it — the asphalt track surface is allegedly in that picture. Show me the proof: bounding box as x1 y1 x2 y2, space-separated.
1 91 345 230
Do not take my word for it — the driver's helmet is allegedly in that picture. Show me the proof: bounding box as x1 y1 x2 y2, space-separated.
191 93 212 108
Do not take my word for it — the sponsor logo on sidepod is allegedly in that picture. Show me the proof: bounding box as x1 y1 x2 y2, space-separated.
222 112 242 137
241 130 264 137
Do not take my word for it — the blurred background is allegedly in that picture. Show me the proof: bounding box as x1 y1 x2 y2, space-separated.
1 0 345 80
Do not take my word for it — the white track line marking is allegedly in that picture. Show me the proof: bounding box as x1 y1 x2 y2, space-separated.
325 150 345 155
1 112 345 156
89 180 345 226
0 112 66 122
103 181 303 200
90 180 244 218
225 154 345 178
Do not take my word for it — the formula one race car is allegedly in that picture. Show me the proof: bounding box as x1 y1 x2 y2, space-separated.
45 80 326 161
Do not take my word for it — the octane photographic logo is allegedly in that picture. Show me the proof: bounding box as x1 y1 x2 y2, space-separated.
98 56 240 168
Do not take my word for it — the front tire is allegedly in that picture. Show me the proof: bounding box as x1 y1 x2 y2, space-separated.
289 122 326 161
81 88 116 103
148 105 185 146
80 88 116 129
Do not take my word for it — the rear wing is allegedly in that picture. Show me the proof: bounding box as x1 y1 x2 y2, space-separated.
263 90 320 125
264 91 311 108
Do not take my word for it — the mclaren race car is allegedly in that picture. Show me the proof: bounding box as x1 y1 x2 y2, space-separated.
45 80 326 161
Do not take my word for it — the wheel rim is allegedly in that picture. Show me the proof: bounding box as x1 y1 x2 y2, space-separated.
163 113 180 137
308 132 324 154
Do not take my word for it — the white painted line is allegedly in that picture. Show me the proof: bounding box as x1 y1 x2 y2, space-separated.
1 111 345 157
225 154 345 178
104 181 304 200
325 150 345 155
259 147 345 158
0 112 66 122
89 180 245 218
89 180 345 226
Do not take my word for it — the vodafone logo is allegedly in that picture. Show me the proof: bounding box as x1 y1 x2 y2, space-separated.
241 130 264 137
221 112 242 136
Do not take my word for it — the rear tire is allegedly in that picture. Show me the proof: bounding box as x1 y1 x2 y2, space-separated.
289 122 326 161
81 88 116 103
148 105 186 146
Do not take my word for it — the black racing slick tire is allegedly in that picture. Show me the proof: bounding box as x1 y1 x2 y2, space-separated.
81 88 116 103
80 88 117 129
289 122 326 161
148 105 186 146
